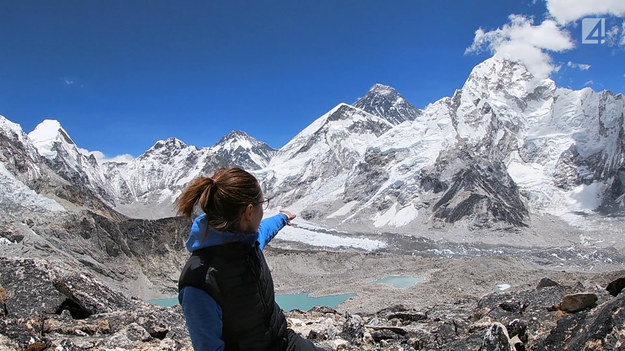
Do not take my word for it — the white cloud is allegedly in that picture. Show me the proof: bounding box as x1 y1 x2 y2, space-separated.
567 61 591 70
78 147 134 163
584 80 595 86
621 22 625 45
465 15 574 78
606 25 621 46
62 77 85 88
546 0 625 24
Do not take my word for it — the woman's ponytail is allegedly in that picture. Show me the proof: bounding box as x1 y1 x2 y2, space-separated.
175 177 215 218
176 168 262 232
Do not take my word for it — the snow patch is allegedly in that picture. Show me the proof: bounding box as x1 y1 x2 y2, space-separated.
276 225 386 251
567 182 606 211
327 201 358 219
495 283 511 291
0 163 66 212
374 203 418 227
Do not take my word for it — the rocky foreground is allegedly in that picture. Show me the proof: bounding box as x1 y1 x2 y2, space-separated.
1 256 624 350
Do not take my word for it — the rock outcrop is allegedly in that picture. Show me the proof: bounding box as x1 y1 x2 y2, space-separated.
0 257 190 351
2 254 623 351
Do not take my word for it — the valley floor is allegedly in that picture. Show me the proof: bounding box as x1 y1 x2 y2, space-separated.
265 237 625 315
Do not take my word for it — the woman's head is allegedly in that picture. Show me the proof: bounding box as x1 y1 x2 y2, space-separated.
175 167 264 233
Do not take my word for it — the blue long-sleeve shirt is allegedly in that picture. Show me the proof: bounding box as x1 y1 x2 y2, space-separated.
178 213 289 351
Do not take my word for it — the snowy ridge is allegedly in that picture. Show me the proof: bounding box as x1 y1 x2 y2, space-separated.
213 130 277 170
28 119 77 159
507 86 625 220
27 119 115 203
0 116 67 214
2 57 624 232
262 102 394 216
337 96 458 227
1 115 31 145
1 114 42 164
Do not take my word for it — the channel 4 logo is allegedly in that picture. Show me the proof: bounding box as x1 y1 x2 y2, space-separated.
582 18 605 44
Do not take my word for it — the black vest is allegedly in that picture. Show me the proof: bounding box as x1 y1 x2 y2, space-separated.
178 242 288 351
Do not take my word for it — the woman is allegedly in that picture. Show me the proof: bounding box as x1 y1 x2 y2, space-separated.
176 167 322 351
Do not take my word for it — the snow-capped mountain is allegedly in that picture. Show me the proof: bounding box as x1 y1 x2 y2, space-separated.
110 132 275 218
23 124 277 218
2 57 623 231
260 58 623 230
213 130 276 170
260 103 393 217
0 116 66 215
341 59 621 229
27 119 116 203
353 83 422 125
0 115 119 219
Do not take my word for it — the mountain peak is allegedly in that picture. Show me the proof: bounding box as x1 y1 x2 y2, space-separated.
369 83 396 95
469 57 532 79
27 119 76 159
1 115 28 142
459 57 557 115
149 137 188 151
216 130 254 144
213 130 276 170
353 84 421 125
29 119 75 145
213 130 269 151
463 58 545 93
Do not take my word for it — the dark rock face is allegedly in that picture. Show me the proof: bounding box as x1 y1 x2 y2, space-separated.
0 257 67 319
19 210 189 293
353 83 422 125
482 322 514 351
537 292 625 350
343 148 395 202
606 277 625 297
427 148 529 228
341 314 365 345
213 130 277 170
0 257 191 351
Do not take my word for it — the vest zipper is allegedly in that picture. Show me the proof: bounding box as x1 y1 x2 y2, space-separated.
248 248 270 320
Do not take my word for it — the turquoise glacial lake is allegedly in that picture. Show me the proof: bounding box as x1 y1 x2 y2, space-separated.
275 292 356 311
151 292 356 311
375 275 425 288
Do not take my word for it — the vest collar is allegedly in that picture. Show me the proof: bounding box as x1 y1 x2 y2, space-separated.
185 213 258 252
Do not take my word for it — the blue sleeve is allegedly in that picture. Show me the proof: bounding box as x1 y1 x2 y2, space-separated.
257 213 288 251
178 286 224 351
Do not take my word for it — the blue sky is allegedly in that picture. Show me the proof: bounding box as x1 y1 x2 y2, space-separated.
1 0 624 159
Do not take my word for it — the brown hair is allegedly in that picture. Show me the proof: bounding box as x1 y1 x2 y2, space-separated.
175 167 262 232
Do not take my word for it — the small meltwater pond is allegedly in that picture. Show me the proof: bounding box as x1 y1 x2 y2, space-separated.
150 292 356 311
275 292 356 311
375 275 425 288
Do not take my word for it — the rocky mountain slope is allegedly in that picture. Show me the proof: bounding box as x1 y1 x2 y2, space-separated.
1 114 189 302
14 58 623 232
25 122 276 219
2 253 624 350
